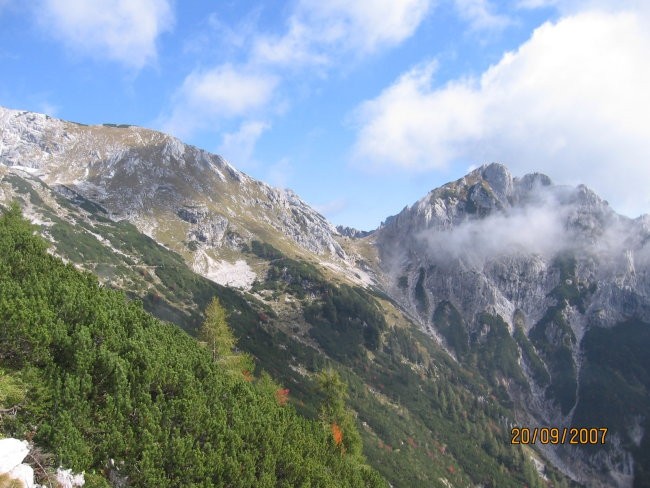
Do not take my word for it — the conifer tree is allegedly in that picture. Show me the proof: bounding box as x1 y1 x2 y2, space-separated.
200 297 234 361
200 297 253 375
316 369 363 458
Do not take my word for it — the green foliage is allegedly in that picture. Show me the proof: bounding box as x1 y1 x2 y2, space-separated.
513 328 549 387
574 318 650 484
433 301 469 358
575 318 650 430
200 297 235 358
250 240 285 260
469 313 526 389
2 193 557 487
527 255 586 413
0 371 25 408
249 241 387 358
316 369 364 459
530 304 577 414
49 223 124 264
4 174 44 205
218 240 547 486
0 207 386 487
200 297 255 376
414 268 429 315
549 253 594 313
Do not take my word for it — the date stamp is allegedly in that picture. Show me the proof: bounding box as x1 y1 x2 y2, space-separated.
511 427 608 445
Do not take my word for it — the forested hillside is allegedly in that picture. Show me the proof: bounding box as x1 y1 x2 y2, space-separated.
0 204 385 487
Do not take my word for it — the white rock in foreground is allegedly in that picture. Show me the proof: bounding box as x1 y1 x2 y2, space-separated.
56 467 85 488
0 438 84 487
0 438 29 473
0 438 34 487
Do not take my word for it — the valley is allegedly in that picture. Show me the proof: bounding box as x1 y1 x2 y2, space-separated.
2 107 648 487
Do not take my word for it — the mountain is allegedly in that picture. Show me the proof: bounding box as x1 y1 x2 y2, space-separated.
376 163 650 486
0 107 374 285
2 106 648 487
0 204 386 487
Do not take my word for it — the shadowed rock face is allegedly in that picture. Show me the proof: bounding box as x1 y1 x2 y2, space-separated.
375 163 650 487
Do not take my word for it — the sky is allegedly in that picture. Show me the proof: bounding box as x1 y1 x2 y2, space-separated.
1 0 649 230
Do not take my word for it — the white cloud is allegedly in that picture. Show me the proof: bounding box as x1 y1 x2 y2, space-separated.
352 8 650 216
218 120 269 169
352 60 484 170
253 0 433 66
302 0 433 52
36 0 174 69
38 101 59 117
517 0 650 16
454 0 511 31
166 1 432 141
162 65 278 137
314 198 349 218
419 199 571 266
252 18 329 67
265 158 293 189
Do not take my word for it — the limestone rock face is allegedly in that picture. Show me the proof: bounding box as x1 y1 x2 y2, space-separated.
0 438 34 488
0 438 29 474
376 163 650 487
0 106 348 285
3 106 648 487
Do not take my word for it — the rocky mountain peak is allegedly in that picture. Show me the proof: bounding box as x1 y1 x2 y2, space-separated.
0 106 350 288
372 162 650 487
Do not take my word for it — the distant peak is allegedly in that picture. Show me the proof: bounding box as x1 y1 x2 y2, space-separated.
336 226 373 238
516 172 552 190
477 163 513 199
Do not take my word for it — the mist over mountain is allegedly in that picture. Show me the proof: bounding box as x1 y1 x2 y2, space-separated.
377 163 650 487
2 107 649 487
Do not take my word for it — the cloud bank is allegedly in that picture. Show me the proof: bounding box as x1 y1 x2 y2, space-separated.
162 66 278 138
418 193 572 267
416 184 650 270
352 6 650 217
36 0 174 69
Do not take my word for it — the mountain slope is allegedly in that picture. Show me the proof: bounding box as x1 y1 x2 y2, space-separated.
0 106 377 287
0 166 551 487
0 204 386 487
3 106 642 486
375 163 650 487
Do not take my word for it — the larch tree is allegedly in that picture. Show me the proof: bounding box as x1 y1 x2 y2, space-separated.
200 297 253 376
200 297 234 362
316 368 363 458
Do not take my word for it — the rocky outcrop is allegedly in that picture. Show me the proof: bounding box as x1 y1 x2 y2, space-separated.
336 225 373 238
0 438 34 487
375 163 650 487
0 106 350 284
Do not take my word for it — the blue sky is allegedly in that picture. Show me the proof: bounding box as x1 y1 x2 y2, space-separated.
1 0 649 230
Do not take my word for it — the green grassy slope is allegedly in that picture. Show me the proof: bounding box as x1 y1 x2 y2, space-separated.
0 204 385 487
0 173 571 486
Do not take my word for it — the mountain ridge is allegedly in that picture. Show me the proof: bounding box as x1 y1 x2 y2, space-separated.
0 106 380 286
2 106 649 487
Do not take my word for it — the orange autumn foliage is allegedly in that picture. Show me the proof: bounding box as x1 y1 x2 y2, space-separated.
331 422 344 446
275 388 290 406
